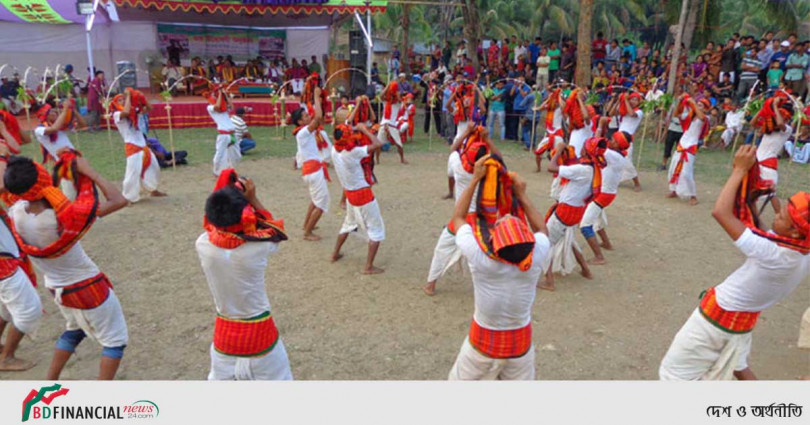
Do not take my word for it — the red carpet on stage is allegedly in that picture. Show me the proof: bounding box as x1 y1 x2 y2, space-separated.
148 100 335 129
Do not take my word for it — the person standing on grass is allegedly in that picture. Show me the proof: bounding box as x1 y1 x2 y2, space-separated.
751 91 792 212
5 155 129 380
330 124 386 275
291 87 330 241
206 87 241 177
86 70 105 132
447 155 549 380
110 89 166 203
197 170 292 380
533 87 563 172
611 92 643 191
660 145 809 381
667 95 709 206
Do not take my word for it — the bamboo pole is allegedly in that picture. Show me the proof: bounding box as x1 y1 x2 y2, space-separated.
636 113 649 170
165 103 176 171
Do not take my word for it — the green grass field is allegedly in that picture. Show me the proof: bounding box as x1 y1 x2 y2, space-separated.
19 117 808 198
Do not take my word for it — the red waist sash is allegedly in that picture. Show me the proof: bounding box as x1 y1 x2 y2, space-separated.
669 143 698 185
213 311 280 357
699 287 760 334
125 143 152 178
301 159 331 182
469 319 532 359
51 273 113 310
759 157 778 171
593 192 617 208
554 203 587 226
345 187 374 207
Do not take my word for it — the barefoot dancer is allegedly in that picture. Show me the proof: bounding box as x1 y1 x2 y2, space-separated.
207 87 241 176
533 88 564 172
660 145 810 380
612 92 644 191
580 132 631 264
292 87 330 241
562 88 591 157
667 95 709 206
110 89 166 202
5 156 129 380
33 100 84 200
396 93 416 143
424 126 500 295
447 155 550 380
330 124 386 274
0 146 42 372
541 138 605 290
376 81 407 164
197 170 293 380
752 91 792 212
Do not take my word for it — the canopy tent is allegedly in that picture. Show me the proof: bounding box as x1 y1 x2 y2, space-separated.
0 0 385 87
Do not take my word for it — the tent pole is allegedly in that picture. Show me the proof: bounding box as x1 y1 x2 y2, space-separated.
366 9 372 85
85 16 96 76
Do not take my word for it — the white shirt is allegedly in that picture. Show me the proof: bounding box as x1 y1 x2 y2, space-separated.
34 126 75 159
608 116 619 130
332 146 370 191
456 224 550 330
295 126 321 163
757 125 792 161
536 56 550 76
207 105 236 132
547 107 563 131
452 158 478 213
514 45 527 65
382 103 401 126
557 163 593 207
569 127 590 157
715 229 809 312
9 201 99 289
618 109 643 135
113 112 146 148
602 150 626 194
679 112 704 147
724 110 744 130
195 233 277 319
0 213 19 257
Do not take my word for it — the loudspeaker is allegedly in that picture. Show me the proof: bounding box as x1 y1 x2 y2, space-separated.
350 72 367 98
349 30 367 68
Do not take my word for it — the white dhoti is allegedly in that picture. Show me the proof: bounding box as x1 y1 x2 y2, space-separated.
620 143 638 181
798 307 810 349
544 215 581 276
378 123 403 148
122 150 161 203
213 133 242 176
426 227 463 282
549 177 562 201
208 338 293 381
54 290 129 348
302 171 330 212
447 153 458 179
667 151 697 199
339 199 386 242
721 128 737 147
455 121 470 142
659 309 752 380
448 337 535 380
0 269 42 335
580 202 608 231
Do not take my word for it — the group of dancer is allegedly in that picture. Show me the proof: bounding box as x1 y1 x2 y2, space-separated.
0 72 806 382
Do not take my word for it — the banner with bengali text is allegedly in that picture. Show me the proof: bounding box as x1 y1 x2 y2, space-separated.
156 24 286 62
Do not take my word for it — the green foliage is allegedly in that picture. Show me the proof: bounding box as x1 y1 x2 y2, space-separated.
745 97 764 117
160 90 173 102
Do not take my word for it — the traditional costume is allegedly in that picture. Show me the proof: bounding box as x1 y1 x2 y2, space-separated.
206 90 241 176
0 207 41 339
426 128 488 285
451 83 478 141
295 122 331 214
563 89 590 157
752 92 792 190
534 89 563 158
545 138 605 275
297 75 333 168
0 110 23 154
33 103 79 200
448 157 550 380
6 161 128 362
197 170 292 380
377 82 403 148
110 89 161 203
396 94 416 143
617 93 644 182
580 133 629 236
659 178 810 380
331 125 385 242
668 97 709 199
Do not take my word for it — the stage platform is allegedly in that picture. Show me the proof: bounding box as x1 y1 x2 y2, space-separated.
147 99 335 129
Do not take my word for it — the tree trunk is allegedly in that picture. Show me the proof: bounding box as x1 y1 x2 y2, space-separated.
460 0 481 71
681 0 700 55
575 0 594 87
667 0 690 95
402 4 411 74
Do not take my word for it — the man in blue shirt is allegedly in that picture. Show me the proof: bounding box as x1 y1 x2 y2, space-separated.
510 76 530 144
622 39 637 63
770 41 792 70
528 37 542 74
441 77 455 143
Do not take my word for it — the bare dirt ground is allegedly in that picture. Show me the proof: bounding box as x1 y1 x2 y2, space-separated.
2 148 808 380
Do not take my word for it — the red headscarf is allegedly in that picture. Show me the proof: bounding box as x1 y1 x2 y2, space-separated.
612 131 632 156
382 81 400 120
752 92 791 134
563 89 585 129
0 110 22 153
618 92 643 117
580 137 608 201
545 88 562 130
204 169 287 249
110 88 149 130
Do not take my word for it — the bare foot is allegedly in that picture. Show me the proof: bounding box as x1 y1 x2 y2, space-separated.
423 282 436 296
588 257 606 265
581 268 594 280
633 185 642 192
666 191 677 198
535 168 542 173
688 197 699 206
401 160 409 165
303 234 322 242
150 190 167 197
441 194 453 200
537 281 556 292
362 266 385 275
600 242 614 251
0 357 36 371
340 201 346 210
331 253 343 263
